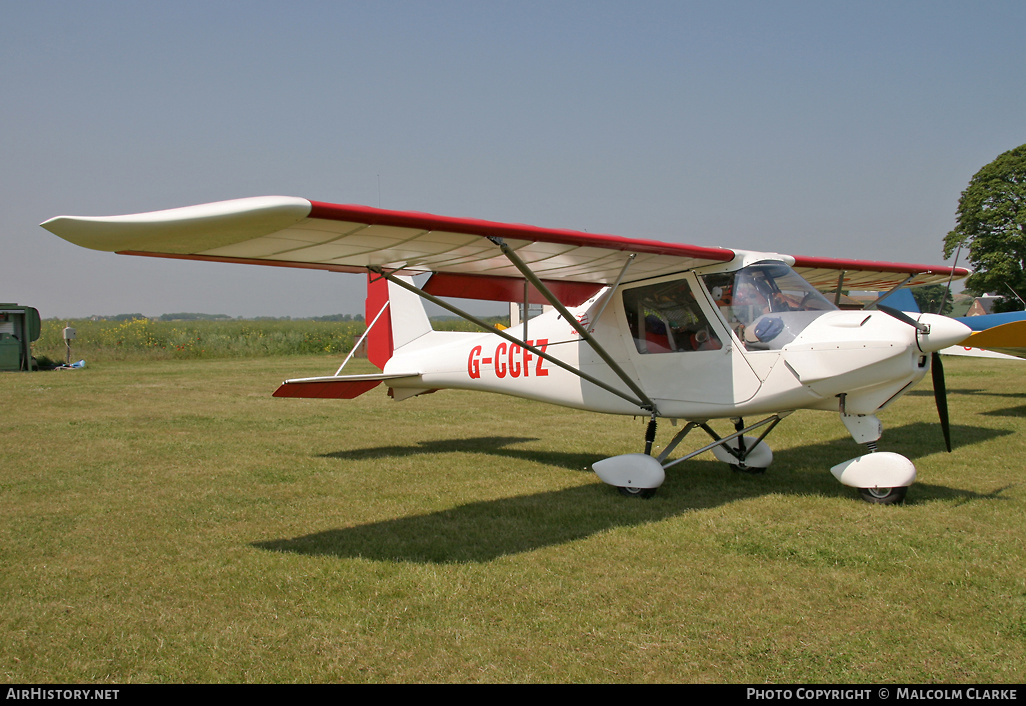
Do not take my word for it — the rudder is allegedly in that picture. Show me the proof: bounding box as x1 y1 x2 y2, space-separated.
364 273 432 370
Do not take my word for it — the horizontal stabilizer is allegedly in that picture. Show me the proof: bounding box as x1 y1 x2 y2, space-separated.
272 372 420 399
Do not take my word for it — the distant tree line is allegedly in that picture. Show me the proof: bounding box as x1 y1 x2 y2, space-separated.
158 313 232 321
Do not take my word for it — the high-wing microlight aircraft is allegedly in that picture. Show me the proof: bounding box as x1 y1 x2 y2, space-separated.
43 196 974 504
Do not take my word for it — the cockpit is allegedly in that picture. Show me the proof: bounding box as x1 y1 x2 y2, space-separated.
701 262 837 350
621 262 837 355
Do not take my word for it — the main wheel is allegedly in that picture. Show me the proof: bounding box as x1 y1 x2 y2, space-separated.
858 486 907 505
618 486 657 499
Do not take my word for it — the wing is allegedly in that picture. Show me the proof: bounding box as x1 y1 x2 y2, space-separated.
41 196 968 299
792 255 966 291
41 195 731 284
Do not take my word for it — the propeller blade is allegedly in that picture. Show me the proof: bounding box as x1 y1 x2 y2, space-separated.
878 304 928 333
932 351 952 452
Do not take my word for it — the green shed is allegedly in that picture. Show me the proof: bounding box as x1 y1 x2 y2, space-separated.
0 304 41 371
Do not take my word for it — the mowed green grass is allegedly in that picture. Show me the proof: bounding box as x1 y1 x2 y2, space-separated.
2 355 1024 683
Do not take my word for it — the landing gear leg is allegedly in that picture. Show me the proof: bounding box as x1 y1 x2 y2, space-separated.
594 414 788 499
706 417 776 472
643 415 658 456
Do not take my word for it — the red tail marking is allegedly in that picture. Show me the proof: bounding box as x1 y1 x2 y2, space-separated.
365 273 393 370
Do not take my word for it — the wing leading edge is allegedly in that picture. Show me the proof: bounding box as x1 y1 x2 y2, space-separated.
41 196 968 294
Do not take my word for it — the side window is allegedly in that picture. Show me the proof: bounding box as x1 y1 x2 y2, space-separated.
622 278 722 354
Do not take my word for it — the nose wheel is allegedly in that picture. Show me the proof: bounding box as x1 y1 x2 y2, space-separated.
858 486 907 505
618 486 657 499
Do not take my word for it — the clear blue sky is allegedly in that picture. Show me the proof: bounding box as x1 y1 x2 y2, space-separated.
3 0 1024 318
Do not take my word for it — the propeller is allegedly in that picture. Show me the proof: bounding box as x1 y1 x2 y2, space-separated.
876 305 952 452
878 304 930 334
931 351 952 452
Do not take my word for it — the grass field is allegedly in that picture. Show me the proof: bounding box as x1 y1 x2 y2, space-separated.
2 354 1024 683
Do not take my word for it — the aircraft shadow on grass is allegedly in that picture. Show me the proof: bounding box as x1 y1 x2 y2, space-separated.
252 422 1012 564
908 387 1026 417
319 435 602 472
254 422 1009 566
909 386 1026 401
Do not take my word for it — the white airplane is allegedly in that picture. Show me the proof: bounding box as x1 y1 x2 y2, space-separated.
42 196 974 504
868 288 1026 361
947 313 1026 360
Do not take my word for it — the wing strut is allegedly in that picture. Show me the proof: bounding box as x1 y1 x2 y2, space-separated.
588 253 636 332
864 276 915 310
370 267 654 412
936 244 961 314
485 237 658 413
833 271 845 307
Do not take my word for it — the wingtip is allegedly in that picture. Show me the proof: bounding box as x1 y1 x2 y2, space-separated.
38 196 315 254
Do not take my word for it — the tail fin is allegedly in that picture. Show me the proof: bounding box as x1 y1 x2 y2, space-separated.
365 274 392 369
365 273 432 370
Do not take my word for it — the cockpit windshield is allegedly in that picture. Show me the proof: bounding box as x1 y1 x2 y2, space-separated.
702 263 836 350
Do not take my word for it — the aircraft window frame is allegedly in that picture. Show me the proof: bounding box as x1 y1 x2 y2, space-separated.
621 277 723 355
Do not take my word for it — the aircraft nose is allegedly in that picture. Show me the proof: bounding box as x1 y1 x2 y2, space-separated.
916 314 972 353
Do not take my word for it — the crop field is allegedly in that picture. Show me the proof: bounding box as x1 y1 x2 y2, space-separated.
31 316 497 364
2 351 1025 683
32 318 371 363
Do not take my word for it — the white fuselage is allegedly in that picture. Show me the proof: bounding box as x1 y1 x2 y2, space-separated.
384 265 970 423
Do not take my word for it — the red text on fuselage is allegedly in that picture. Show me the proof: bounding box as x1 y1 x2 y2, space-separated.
468 339 550 380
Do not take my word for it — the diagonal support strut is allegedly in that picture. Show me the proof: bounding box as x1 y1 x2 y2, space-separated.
486 237 658 414
370 267 653 412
